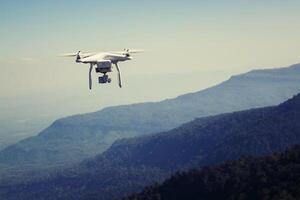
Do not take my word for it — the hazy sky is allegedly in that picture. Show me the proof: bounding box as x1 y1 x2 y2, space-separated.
1 0 300 97
1 0 300 144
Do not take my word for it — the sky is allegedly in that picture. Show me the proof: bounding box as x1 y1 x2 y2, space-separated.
1 0 300 96
0 0 300 145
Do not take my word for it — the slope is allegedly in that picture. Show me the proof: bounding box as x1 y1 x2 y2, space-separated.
1 64 300 170
124 145 300 200
2 92 300 200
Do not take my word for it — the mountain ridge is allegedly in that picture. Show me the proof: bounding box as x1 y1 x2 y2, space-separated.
2 92 300 200
1 63 300 171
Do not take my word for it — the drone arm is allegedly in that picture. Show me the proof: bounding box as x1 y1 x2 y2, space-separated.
115 63 122 88
89 63 93 90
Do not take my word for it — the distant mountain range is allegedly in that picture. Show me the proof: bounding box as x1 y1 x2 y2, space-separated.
123 145 300 200
1 63 300 172
2 90 300 200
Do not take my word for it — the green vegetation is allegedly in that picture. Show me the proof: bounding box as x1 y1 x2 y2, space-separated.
124 145 300 200
1 92 300 199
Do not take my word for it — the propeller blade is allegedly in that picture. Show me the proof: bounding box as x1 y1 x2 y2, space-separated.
60 51 95 57
89 64 93 90
60 53 78 57
115 63 122 88
127 49 144 53
113 49 144 55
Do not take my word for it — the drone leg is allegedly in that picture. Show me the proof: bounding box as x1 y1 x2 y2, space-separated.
115 63 122 88
89 63 93 90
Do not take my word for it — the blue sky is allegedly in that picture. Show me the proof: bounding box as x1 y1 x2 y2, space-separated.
1 0 300 65
1 0 300 144
1 0 300 97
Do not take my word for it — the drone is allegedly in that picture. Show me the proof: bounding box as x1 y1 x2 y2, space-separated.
62 49 143 89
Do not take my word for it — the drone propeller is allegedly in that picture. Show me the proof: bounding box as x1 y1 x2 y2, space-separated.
60 51 94 57
124 49 144 53
60 52 78 57
113 49 144 55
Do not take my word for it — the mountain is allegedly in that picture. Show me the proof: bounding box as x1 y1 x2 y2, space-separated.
2 92 300 200
1 64 300 171
0 71 227 151
123 145 300 200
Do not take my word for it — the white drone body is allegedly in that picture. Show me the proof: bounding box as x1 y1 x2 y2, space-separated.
62 49 143 89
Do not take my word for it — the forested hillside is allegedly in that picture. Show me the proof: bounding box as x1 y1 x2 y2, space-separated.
1 93 300 200
124 145 300 200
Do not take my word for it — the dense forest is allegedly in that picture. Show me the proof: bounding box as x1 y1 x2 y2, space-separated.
124 145 300 200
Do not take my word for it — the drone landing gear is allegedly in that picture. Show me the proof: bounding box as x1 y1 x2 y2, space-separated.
115 63 122 88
